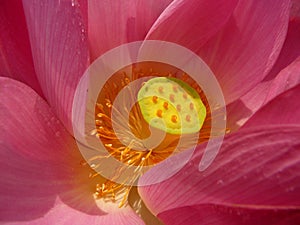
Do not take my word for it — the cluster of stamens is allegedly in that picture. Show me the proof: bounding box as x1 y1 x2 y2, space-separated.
85 63 215 208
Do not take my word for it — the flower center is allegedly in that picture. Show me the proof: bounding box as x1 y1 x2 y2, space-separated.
138 77 206 134
88 61 211 207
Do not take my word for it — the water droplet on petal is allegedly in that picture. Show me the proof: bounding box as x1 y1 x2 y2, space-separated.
55 131 61 137
217 179 224 185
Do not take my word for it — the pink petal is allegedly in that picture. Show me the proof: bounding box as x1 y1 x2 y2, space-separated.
4 199 144 225
0 77 143 223
291 0 300 19
265 57 300 102
145 0 238 52
22 0 89 133
88 0 173 60
198 0 290 103
243 84 300 128
139 125 300 215
0 77 73 221
0 77 74 162
0 0 42 96
226 56 300 130
226 81 272 131
226 18 300 130
265 19 300 81
0 143 60 221
158 204 300 225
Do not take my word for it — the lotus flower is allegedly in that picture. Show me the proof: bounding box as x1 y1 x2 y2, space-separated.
1 0 300 224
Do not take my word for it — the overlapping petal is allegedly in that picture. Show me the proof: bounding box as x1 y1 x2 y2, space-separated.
198 0 290 103
145 0 238 51
226 57 300 130
0 0 42 96
138 86 300 223
226 81 271 131
265 56 300 102
0 77 73 221
265 19 300 80
0 77 144 224
22 0 89 133
243 85 300 128
88 0 173 59
226 17 300 130
139 125 300 218
1 1 298 224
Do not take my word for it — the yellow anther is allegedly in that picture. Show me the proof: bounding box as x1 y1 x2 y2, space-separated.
124 77 130 84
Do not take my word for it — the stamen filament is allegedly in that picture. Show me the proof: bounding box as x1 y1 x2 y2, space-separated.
87 62 222 208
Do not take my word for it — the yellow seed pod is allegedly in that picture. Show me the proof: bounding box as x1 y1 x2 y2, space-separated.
137 77 206 134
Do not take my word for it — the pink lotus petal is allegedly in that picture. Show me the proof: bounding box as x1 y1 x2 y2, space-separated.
243 84 300 128
0 77 142 223
22 0 89 133
78 0 88 28
0 0 42 96
198 0 290 103
0 77 74 162
226 81 272 131
226 57 300 130
0 143 59 222
4 198 144 225
158 204 300 225
139 125 300 215
226 18 300 130
0 78 101 221
291 0 300 18
145 0 238 52
265 19 300 81
88 0 173 60
265 57 300 102
0 78 84 213
0 77 73 221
